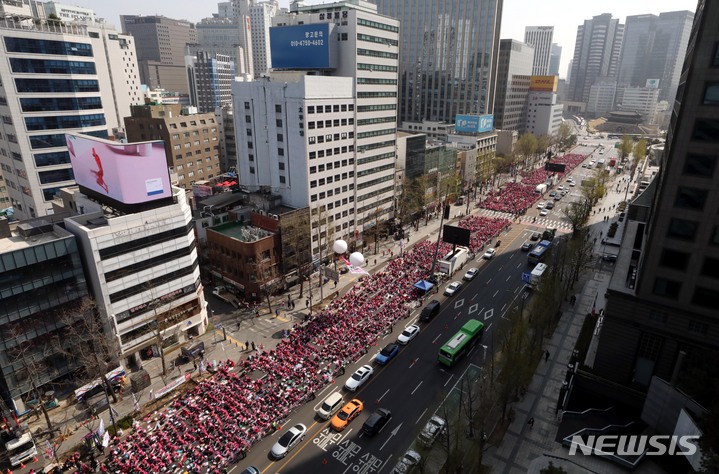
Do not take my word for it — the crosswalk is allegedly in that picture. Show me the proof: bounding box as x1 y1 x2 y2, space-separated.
472 207 573 232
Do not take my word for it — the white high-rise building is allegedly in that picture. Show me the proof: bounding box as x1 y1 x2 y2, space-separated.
524 26 554 76
618 86 660 124
0 4 142 220
249 0 280 76
233 0 399 258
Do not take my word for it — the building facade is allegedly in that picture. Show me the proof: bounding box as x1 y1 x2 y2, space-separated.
124 104 222 190
62 186 208 370
43 1 94 22
234 0 399 259
0 216 89 413
120 15 197 95
548 43 561 76
525 90 563 136
568 14 624 103
374 0 502 123
587 78 617 118
216 105 237 172
0 7 141 220
616 11 694 104
186 52 236 113
524 26 553 76
593 0 719 390
618 86 660 124
494 39 534 131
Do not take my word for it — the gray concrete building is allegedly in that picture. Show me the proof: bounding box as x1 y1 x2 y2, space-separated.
494 39 534 132
524 26 553 76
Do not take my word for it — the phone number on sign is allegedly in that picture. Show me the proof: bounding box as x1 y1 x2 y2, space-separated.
291 39 324 47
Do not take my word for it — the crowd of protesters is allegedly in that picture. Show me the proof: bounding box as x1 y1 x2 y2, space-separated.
102 211 512 473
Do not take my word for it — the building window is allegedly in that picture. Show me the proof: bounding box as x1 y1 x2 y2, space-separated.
246 128 252 136
692 287 719 308
248 142 253 149
704 83 719 105
275 104 282 113
279 176 286 184
244 102 250 109
652 278 681 299
683 154 716 177
659 249 689 270
245 115 251 123
278 148 284 156
675 187 708 210
249 167 255 174
277 133 283 142
712 226 719 246
278 162 285 171
713 43 719 67
308 106 315 114
248 154 254 162
692 119 719 142
667 218 698 241
700 257 719 279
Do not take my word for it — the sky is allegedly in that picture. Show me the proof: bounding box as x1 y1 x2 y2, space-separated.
81 0 699 78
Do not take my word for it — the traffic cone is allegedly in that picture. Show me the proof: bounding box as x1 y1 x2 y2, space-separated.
19 463 24 470
32 457 38 463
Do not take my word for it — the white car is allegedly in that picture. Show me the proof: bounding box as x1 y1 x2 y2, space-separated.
444 281 463 296
270 423 307 458
539 209 549 216
483 248 496 259
557 185 564 191
569 181 576 187
418 415 447 447
463 267 479 281
536 202 546 210
397 324 420 345
391 450 421 474
344 365 374 391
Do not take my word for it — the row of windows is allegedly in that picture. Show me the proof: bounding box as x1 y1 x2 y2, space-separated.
357 185 393 202
310 172 354 188
110 258 198 304
15 78 99 93
29 130 106 149
309 159 351 174
357 174 393 190
357 195 393 214
42 187 62 202
674 187 708 210
357 18 399 33
308 118 354 129
357 116 396 126
20 96 102 113
357 48 398 60
357 163 393 177
34 151 71 167
99 222 194 260
310 189 354 203
357 104 396 113
309 148 354 160
25 114 105 131
660 249 719 278
704 82 719 105
357 91 397 98
308 132 354 144
357 63 398 73
357 140 395 153
4 37 93 57
357 128 395 139
307 104 354 114
38 167 74 184
683 153 716 177
357 151 394 166
357 33 398 46
692 119 719 142
105 241 196 283
652 278 717 309
10 58 96 75
357 77 397 85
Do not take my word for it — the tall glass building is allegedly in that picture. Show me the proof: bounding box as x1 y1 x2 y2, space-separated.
373 0 503 123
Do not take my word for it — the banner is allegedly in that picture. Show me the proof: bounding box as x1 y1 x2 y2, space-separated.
97 418 105 438
154 373 191 399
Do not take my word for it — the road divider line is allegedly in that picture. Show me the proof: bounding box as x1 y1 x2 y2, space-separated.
505 275 511 282
444 374 454 387
493 290 499 298
411 381 423 395
378 388 390 402
432 333 443 344
416 408 428 424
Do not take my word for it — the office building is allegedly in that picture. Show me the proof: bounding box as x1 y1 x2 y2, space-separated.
121 15 197 95
525 76 563 136
586 78 617 118
216 105 237 172
0 215 89 414
494 39 534 131
593 0 719 393
617 10 694 104
524 26 553 76
124 104 222 190
548 43 561 76
373 0 502 123
568 14 624 103
186 52 236 113
249 0 280 76
234 0 399 259
0 5 142 220
399 121 453 142
618 86 660 124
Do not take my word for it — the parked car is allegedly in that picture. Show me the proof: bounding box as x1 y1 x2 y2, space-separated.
391 450 421 474
536 202 546 209
521 242 534 252
545 202 555 210
418 415 447 447
331 399 364 431
539 209 549 216
444 281 463 296
530 232 541 241
463 267 479 281
270 423 307 458
375 343 399 365
344 365 374 391
397 324 420 345
419 300 441 322
483 248 496 259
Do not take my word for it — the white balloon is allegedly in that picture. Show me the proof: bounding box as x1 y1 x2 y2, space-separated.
349 252 365 267
333 239 348 254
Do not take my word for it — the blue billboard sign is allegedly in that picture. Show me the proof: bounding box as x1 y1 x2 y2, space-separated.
455 114 494 133
270 23 332 69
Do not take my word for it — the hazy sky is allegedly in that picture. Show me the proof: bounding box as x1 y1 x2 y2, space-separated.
81 0 699 78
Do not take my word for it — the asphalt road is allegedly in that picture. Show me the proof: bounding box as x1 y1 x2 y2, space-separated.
230 224 547 473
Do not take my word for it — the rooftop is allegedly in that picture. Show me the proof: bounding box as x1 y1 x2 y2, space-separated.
0 216 73 254
209 221 274 242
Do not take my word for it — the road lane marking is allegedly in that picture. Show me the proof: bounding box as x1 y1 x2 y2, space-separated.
411 381 422 395
444 374 454 387
493 290 499 297
416 408 428 424
378 388 390 402
506 275 511 282
432 333 443 344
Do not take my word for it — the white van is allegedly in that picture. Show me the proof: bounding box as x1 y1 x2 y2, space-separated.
316 392 344 420
6 433 37 467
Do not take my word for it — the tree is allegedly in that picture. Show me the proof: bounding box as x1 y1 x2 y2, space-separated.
536 134 551 159
515 133 538 169
554 122 574 150
47 13 63 27
496 306 534 419
631 139 648 180
562 198 592 234
618 135 634 162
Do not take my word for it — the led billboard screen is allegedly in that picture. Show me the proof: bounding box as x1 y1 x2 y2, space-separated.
65 134 172 205
455 114 494 133
270 23 332 69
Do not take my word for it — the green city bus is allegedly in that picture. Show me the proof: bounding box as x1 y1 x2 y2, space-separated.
438 319 485 367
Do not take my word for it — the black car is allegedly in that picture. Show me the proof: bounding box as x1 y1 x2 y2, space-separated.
602 254 618 263
521 242 534 252
362 408 392 436
530 232 541 241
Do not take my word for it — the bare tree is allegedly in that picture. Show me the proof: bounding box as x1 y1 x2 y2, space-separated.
562 198 592 234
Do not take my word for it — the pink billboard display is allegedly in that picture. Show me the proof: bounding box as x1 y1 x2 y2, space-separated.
66 134 172 204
